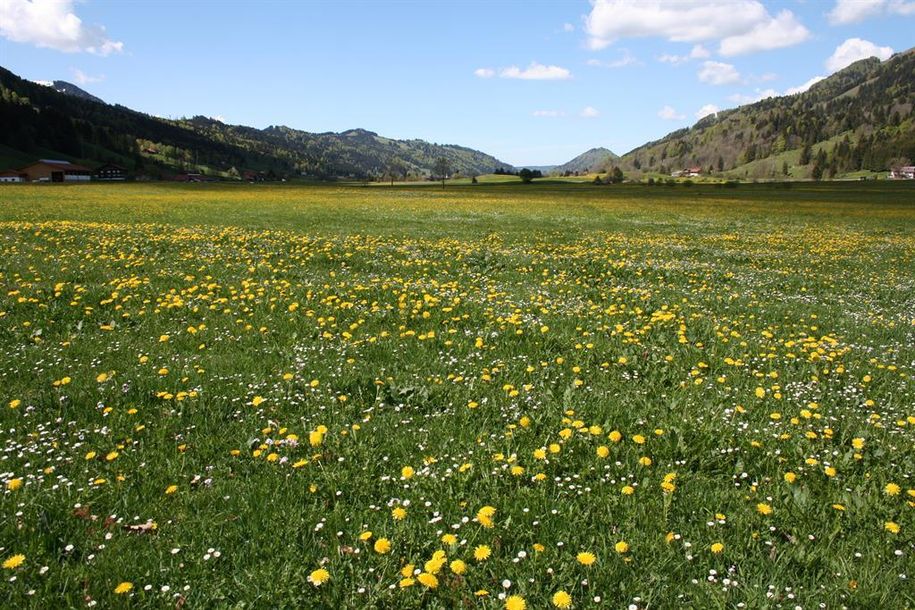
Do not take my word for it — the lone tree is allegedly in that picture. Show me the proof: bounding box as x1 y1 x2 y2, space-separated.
519 168 534 183
610 166 624 184
433 157 451 189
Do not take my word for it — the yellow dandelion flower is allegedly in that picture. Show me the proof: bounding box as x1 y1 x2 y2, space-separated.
505 595 527 610
885 483 901 496
401 466 415 479
756 503 773 516
450 559 467 575
308 568 330 586
552 590 572 609
373 538 391 554
614 541 630 554
2 554 25 569
164 485 178 495
576 551 596 565
392 507 407 521
710 542 724 554
474 545 491 561
6 478 23 491
417 572 438 588
114 582 133 594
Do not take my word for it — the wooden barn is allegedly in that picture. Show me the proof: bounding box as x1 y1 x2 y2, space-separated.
19 160 92 183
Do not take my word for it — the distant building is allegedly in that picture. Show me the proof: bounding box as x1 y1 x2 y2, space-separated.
672 167 703 178
889 166 914 180
95 163 129 181
19 159 92 183
0 170 26 183
174 172 206 182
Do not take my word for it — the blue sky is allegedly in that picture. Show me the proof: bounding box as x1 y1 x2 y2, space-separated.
1 0 913 165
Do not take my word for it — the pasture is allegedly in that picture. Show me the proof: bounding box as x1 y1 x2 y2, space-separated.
0 181 913 608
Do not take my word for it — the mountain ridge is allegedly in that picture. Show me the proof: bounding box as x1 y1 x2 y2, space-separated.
0 66 513 178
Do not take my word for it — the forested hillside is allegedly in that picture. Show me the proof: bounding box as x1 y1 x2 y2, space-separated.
621 50 915 179
0 66 511 178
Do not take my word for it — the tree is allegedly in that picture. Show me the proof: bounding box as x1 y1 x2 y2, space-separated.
610 166 624 184
811 163 823 181
519 168 534 183
433 157 450 189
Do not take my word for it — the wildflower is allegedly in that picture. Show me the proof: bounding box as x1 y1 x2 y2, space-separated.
710 542 724 554
7 478 23 491
885 521 900 534
477 505 497 528
609 430 623 443
596 445 610 458
308 568 330 586
621 485 634 495
450 559 467 575
3 554 25 569
8 399 20 409
373 538 391 554
401 466 414 479
614 541 629 554
784 472 797 483
552 590 573 608
576 551 596 565
441 533 457 546
399 577 415 588
417 572 438 588
756 503 773 516
251 396 266 407
392 507 407 521
885 483 901 496
165 485 178 495
474 545 492 561
114 582 133 594
505 595 527 610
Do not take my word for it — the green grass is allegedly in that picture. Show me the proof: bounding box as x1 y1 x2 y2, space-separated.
0 182 912 608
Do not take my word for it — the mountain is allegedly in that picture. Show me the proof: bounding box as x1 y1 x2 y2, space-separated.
44 80 105 104
0 66 512 178
554 147 619 174
620 50 915 179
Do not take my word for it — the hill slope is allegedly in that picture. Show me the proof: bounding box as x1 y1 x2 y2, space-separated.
0 66 512 178
554 147 619 174
621 50 915 179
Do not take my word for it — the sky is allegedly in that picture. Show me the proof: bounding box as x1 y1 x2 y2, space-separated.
0 1 913 166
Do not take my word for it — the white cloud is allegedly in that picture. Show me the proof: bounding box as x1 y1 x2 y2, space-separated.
658 105 685 120
563 22 575 32
474 68 495 78
825 38 893 72
586 50 640 68
579 106 600 118
658 44 713 65
698 61 742 85
0 0 123 55
690 44 711 59
828 0 915 24
695 104 720 119
72 68 103 85
584 0 808 55
499 62 572 80
718 10 810 56
828 0 886 23
784 75 826 95
211 115 226 123
532 110 565 117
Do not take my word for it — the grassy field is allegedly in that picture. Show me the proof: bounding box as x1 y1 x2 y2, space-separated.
0 182 913 608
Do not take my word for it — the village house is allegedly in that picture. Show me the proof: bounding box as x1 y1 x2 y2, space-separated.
889 166 915 180
671 167 702 178
95 163 129 181
19 159 92 183
0 170 26 183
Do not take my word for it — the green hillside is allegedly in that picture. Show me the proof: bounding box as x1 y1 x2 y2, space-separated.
0 66 512 179
553 147 620 174
621 50 915 180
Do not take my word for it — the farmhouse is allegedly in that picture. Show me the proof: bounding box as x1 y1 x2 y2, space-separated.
95 163 129 181
889 166 915 180
671 167 703 178
19 160 92 183
0 170 26 183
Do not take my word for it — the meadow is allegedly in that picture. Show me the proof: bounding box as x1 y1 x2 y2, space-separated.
0 181 913 609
